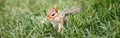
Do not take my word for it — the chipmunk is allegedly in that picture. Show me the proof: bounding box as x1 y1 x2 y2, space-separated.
46 6 81 32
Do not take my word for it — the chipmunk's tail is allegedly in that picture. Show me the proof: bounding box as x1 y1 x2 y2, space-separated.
62 7 82 15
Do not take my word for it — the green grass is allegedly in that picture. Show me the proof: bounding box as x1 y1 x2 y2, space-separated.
0 0 120 38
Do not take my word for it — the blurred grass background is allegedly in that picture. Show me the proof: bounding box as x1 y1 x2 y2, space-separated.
0 0 120 38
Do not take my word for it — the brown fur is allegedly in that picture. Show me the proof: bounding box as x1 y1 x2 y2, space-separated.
46 6 81 32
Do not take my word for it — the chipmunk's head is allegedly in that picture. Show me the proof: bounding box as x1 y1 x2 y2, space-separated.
46 6 59 21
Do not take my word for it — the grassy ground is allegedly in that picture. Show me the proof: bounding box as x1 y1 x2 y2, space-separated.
0 0 120 38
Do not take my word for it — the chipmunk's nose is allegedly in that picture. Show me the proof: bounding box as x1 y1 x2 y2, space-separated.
47 18 48 20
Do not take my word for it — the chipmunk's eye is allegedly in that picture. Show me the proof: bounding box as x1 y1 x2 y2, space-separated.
52 13 55 16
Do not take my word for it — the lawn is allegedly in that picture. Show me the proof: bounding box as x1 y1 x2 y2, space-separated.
0 0 120 38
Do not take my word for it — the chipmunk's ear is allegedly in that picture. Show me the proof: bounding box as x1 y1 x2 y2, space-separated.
49 6 53 11
54 6 58 13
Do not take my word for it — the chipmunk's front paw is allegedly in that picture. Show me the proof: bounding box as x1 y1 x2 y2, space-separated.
57 30 61 33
